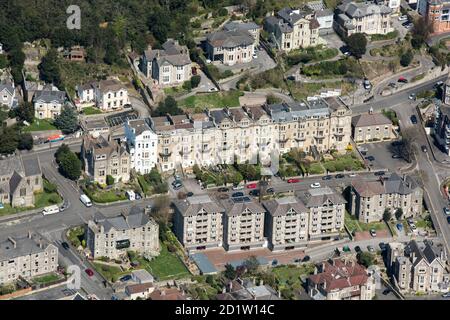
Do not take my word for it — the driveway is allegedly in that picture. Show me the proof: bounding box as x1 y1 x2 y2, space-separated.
360 141 409 172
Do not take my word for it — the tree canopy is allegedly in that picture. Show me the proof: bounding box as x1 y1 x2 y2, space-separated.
54 106 79 134
345 33 367 59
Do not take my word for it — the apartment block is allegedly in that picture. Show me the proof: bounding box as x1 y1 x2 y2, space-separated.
308 258 376 300
334 1 394 37
141 39 192 87
33 89 66 119
263 196 309 251
173 195 224 252
389 240 449 293
222 199 266 251
351 111 395 144
81 134 131 185
86 208 159 260
223 21 261 46
419 0 450 34
124 119 158 174
264 7 321 52
347 173 423 223
0 233 58 285
299 187 346 241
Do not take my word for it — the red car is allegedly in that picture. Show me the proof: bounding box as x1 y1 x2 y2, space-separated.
287 178 300 183
398 76 408 83
246 183 258 189
85 268 94 277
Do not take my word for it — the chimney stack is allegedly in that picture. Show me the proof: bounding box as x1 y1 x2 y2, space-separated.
8 237 16 249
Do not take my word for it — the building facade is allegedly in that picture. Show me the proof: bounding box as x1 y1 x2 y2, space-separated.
86 208 160 260
95 79 129 111
434 103 450 155
141 39 192 87
334 2 394 37
351 111 395 144
223 21 261 45
0 233 58 285
347 173 423 223
124 119 158 174
81 134 131 185
205 30 255 66
308 258 376 300
0 82 15 108
264 7 321 52
173 195 224 252
33 89 66 119
420 0 450 34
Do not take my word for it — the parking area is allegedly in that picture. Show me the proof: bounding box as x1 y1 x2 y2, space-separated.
359 141 408 171
215 47 276 74
320 31 345 52
354 230 390 241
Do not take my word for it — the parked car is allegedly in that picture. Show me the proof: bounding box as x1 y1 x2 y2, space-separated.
252 53 258 59
310 182 321 188
363 78 372 90
218 187 229 192
247 183 258 189
370 229 377 237
61 242 70 250
85 269 94 277
447 216 450 224
186 192 194 197
410 115 418 124
382 289 391 295
365 155 375 161
398 77 408 83
388 82 396 88
348 173 357 177
408 93 416 100
249 189 260 197
396 223 403 231
322 175 333 180
342 245 351 253
374 171 385 176
444 207 450 216
135 192 142 200
335 173 345 179
367 245 375 252
120 275 132 282
392 154 402 159
232 192 244 198
266 188 275 194
398 15 408 21
442 292 450 298
302 255 311 262
287 178 300 183
354 246 362 253
173 182 183 190
232 184 244 191
379 242 387 251
59 200 69 212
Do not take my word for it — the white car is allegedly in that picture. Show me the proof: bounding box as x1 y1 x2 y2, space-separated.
369 229 377 237
205 59 211 64
232 184 244 191
252 53 257 59
348 173 357 177
310 182 321 188
208 87 218 92
398 15 408 21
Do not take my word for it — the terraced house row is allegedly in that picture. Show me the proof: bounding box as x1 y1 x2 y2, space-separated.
120 96 352 174
173 188 346 253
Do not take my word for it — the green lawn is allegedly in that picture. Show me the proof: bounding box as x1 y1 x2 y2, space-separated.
345 211 387 232
92 262 130 282
322 153 365 172
34 191 62 208
163 85 189 96
179 91 243 109
22 119 57 132
32 273 61 285
67 226 85 248
370 31 399 41
82 107 102 115
345 211 362 233
83 187 127 204
138 243 190 281
272 264 315 287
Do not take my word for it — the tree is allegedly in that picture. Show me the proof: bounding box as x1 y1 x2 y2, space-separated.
13 102 34 123
44 181 58 193
54 106 79 134
411 17 433 49
0 54 8 69
400 51 413 67
266 94 281 105
18 133 33 150
243 256 260 274
190 75 201 88
345 33 367 59
56 147 81 180
357 252 374 268
150 195 172 226
224 264 237 280
106 175 115 186
383 208 392 222
38 48 61 87
0 126 19 154
395 208 404 220
152 96 184 116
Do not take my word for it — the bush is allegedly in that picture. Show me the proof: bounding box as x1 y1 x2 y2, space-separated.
191 75 201 88
400 51 413 67
44 181 58 193
218 8 228 16
106 175 115 186
182 80 192 91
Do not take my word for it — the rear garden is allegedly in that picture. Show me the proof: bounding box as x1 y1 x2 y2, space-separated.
178 90 244 110
344 212 388 236
193 163 262 187
22 119 57 132
282 45 339 68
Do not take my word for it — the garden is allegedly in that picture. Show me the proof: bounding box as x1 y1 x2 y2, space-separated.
136 168 168 196
193 163 262 187
178 90 244 110
22 119 57 132
81 107 103 115
301 58 364 79
283 45 339 68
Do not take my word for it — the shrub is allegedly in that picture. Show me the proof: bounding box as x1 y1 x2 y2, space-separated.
44 181 58 193
106 175 115 186
190 75 201 88
182 80 192 91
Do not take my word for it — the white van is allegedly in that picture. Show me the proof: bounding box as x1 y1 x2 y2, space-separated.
42 205 60 216
80 194 92 207
126 190 136 201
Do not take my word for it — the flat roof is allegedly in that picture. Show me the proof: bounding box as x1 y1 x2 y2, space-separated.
190 253 218 275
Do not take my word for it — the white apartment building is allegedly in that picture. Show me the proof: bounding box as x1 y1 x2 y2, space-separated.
299 187 346 242
0 233 58 285
173 195 224 252
86 208 159 260
334 2 394 37
33 89 66 119
124 119 158 174
263 196 309 251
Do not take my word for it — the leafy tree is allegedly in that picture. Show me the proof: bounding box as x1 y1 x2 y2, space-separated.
395 207 404 220
54 106 79 134
13 102 34 123
55 144 71 164
345 33 367 59
18 133 33 150
400 51 413 67
357 252 374 268
411 17 433 49
152 96 183 116
182 80 192 91
0 126 19 154
58 151 81 180
44 181 58 193
0 55 8 69
190 75 201 88
38 48 61 87
106 175 115 186
383 208 392 222
243 256 260 274
266 94 281 105
224 264 237 280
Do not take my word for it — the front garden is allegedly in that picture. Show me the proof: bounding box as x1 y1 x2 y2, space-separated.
193 162 262 187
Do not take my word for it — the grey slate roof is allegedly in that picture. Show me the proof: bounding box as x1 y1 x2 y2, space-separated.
0 156 23 176
263 196 307 217
0 83 14 96
352 112 392 127
299 187 346 207
146 39 191 67
174 195 224 217
337 2 392 18
353 173 420 197
207 30 254 48
223 21 260 32
0 234 53 261
221 199 265 216
128 119 152 136
33 90 66 104
265 100 330 123
93 208 151 233
22 157 42 176
404 240 446 267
